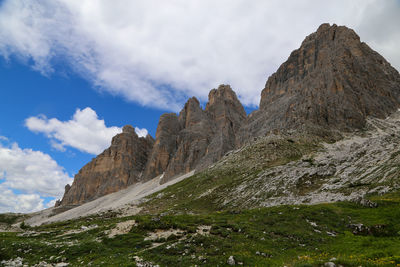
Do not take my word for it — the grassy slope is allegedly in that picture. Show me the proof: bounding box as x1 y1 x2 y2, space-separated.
140 134 321 214
2 131 400 266
1 193 400 266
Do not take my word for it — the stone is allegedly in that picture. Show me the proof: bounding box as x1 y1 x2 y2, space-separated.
324 262 336 267
227 255 235 265
58 23 400 207
143 113 180 180
159 85 245 183
199 84 246 169
240 23 400 143
161 97 213 182
60 125 154 205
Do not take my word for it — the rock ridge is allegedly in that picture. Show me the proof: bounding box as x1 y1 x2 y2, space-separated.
60 126 154 205
239 23 400 142
59 23 400 206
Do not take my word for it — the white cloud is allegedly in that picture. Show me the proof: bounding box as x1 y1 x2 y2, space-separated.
0 185 45 213
25 107 123 155
135 127 148 138
0 1 398 110
0 141 72 197
0 140 73 213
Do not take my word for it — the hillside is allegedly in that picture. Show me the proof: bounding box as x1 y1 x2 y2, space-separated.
58 23 400 207
2 193 400 266
1 23 400 267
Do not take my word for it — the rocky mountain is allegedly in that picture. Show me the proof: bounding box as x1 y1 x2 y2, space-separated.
239 23 400 142
160 85 246 183
59 126 154 206
60 85 245 205
141 109 400 215
58 23 400 206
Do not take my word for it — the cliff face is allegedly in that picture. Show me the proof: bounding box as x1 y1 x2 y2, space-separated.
59 23 400 206
61 85 245 205
153 85 246 183
240 23 400 142
60 126 154 205
143 113 180 180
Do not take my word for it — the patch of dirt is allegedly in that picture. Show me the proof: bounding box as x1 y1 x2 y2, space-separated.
196 225 211 236
106 220 137 238
57 224 98 237
144 229 183 241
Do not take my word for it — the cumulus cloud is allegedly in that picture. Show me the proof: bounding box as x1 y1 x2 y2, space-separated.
0 140 73 212
25 107 123 155
0 1 399 110
0 185 45 213
0 141 72 197
135 127 148 138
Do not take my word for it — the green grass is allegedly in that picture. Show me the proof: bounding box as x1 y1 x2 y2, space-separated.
140 135 320 214
0 213 24 225
1 192 400 266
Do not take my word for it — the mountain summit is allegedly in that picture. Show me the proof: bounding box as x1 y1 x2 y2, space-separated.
59 85 246 205
241 23 400 141
58 24 400 206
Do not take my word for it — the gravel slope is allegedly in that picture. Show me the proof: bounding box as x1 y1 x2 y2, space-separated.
26 171 195 226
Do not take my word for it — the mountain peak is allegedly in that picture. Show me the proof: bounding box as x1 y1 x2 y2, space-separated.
308 23 360 44
58 24 400 206
247 23 400 139
122 125 136 134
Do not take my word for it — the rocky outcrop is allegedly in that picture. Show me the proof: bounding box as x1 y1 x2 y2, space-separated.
240 23 400 142
60 125 154 205
161 96 214 181
60 85 245 205
152 85 246 183
199 84 246 169
143 113 180 180
59 23 400 206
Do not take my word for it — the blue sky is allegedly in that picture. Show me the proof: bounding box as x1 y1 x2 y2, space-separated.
0 57 165 212
0 51 257 213
0 0 399 213
0 57 164 173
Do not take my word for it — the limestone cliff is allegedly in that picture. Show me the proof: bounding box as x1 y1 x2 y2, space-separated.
150 85 246 183
59 23 400 206
239 23 400 142
60 125 154 205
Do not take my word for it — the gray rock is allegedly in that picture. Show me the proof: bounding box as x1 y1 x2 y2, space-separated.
227 255 235 265
240 23 400 143
60 125 154 205
58 23 400 208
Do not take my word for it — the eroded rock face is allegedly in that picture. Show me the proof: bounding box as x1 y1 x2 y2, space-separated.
240 23 400 142
59 24 400 206
162 97 214 181
199 84 246 169
160 85 245 182
143 113 180 180
60 125 154 205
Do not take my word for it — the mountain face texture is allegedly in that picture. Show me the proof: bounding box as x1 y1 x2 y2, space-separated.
60 126 154 205
59 23 400 206
161 85 246 183
152 85 246 183
61 85 245 205
239 23 400 142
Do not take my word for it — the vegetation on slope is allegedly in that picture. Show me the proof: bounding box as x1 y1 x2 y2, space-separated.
141 134 321 214
1 192 400 266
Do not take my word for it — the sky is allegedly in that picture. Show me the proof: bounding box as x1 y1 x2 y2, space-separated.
0 0 399 213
